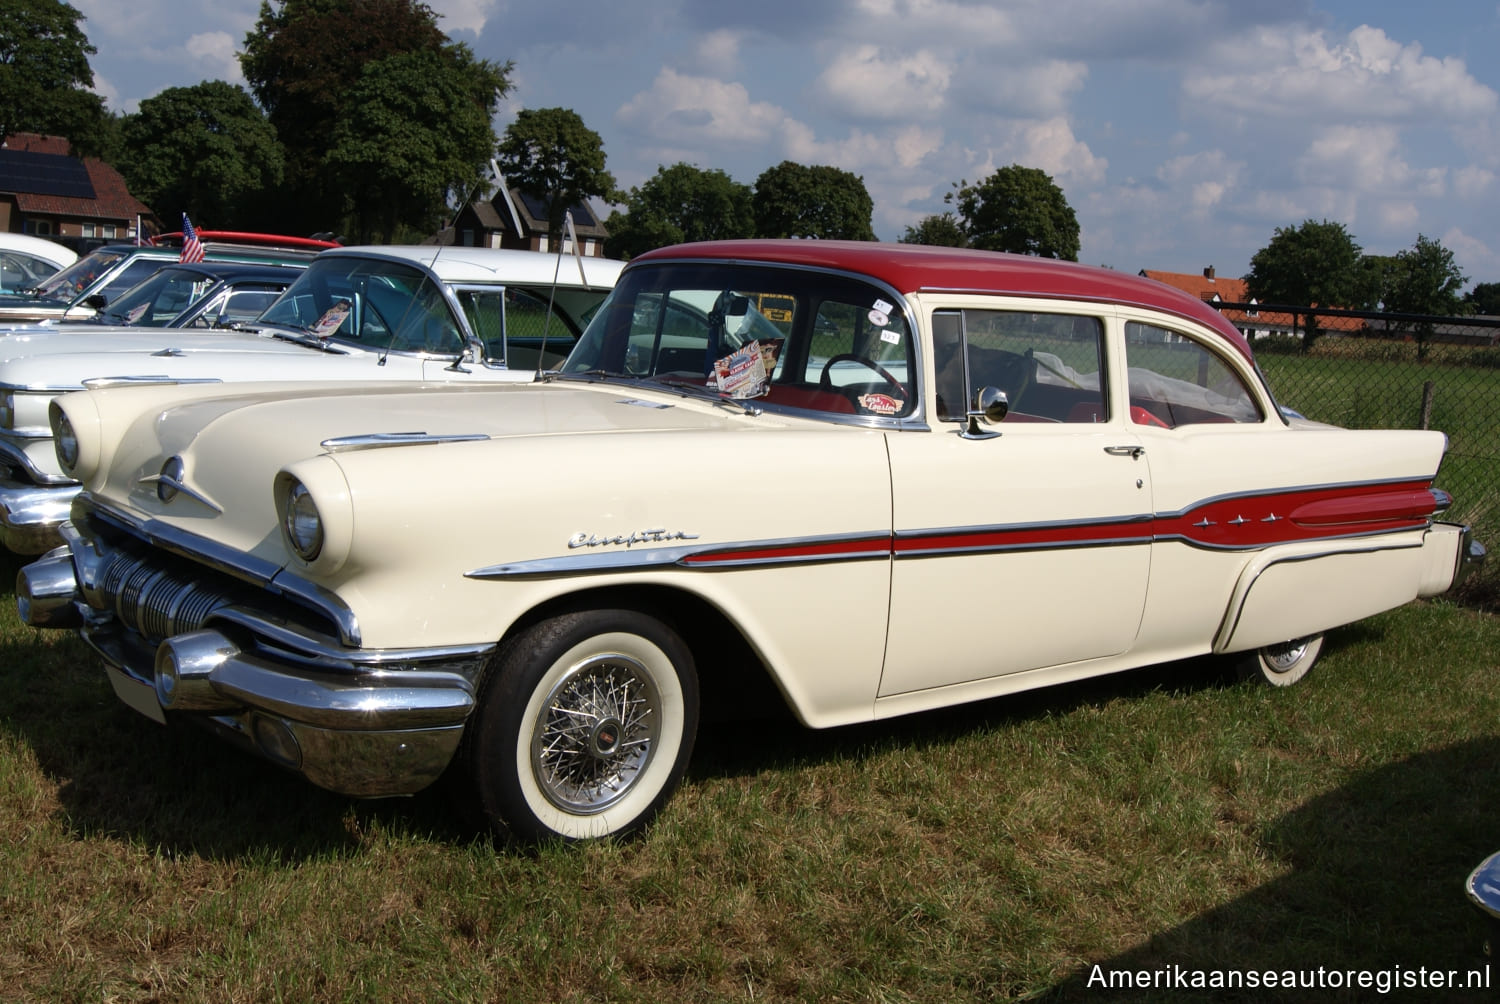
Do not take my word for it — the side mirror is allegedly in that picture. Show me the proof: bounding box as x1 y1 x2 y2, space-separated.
962 386 1008 440
83 294 107 310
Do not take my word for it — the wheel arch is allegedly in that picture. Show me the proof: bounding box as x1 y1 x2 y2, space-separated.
494 583 796 726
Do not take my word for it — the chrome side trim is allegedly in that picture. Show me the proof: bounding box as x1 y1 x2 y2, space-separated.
320 431 490 452
467 530 892 580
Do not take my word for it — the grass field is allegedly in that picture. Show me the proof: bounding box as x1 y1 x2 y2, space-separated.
2 543 1497 1001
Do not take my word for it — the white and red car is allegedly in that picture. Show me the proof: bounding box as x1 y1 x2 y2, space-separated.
20 240 1483 843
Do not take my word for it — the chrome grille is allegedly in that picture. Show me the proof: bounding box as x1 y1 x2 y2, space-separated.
96 548 234 644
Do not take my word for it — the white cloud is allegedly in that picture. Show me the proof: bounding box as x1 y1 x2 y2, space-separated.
427 0 502 36
616 68 789 148
1186 25 1498 125
1453 165 1495 199
814 46 951 121
184 32 245 86
1156 149 1244 214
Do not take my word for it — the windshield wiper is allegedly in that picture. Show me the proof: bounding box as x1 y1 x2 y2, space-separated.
263 326 351 354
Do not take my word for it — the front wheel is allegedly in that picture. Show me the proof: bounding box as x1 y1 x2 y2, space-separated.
459 609 699 843
1235 633 1325 687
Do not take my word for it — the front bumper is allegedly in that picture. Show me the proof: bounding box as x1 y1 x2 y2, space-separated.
18 535 494 798
0 477 78 554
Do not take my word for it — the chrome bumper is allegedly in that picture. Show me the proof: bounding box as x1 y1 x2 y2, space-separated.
17 536 493 798
0 478 77 554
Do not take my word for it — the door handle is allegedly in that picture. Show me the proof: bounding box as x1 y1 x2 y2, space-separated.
1104 445 1145 458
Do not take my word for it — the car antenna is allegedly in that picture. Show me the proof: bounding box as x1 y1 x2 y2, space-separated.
535 209 591 381
376 172 490 370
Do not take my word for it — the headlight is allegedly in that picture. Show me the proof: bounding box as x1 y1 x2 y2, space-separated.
55 411 79 472
281 479 323 561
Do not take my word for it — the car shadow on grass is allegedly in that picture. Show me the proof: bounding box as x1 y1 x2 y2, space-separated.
1036 735 1500 1003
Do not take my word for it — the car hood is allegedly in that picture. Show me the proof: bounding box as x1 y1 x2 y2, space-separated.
78 380 768 558
0 330 349 386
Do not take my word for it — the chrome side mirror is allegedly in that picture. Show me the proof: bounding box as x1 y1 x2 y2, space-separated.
961 386 1008 440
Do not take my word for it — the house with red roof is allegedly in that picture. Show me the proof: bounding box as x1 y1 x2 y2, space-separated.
1138 266 1297 340
0 133 158 250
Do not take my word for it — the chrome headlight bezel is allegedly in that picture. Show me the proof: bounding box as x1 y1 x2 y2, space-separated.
281 478 324 562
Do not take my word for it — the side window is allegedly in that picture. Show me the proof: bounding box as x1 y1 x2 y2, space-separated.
933 309 1106 423
1123 322 1263 427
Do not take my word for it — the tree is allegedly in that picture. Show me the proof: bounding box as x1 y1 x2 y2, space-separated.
326 46 506 243
752 161 876 240
1244 219 1364 350
604 163 754 259
497 108 617 247
120 82 284 230
0 0 108 151
947 166 1079 260
241 0 509 235
1383 234 1468 360
899 212 967 247
1463 281 1500 316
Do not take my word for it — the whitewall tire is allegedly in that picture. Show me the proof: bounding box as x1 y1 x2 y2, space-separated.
461 609 699 843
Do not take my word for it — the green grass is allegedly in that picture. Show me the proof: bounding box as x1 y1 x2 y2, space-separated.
1 547 1497 1001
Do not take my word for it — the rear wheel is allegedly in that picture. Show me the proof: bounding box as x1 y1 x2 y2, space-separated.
1236 633 1324 687
459 609 699 843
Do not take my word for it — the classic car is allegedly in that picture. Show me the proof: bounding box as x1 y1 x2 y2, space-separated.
19 240 1484 844
0 231 336 324
0 245 622 553
0 234 76 294
0 261 306 333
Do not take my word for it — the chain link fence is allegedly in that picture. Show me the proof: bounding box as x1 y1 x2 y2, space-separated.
1212 301 1498 606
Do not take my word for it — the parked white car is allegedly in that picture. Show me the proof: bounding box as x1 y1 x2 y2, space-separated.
20 240 1482 844
0 245 622 551
0 234 76 294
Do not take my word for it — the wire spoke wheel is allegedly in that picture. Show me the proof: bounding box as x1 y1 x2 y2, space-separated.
461 609 698 843
532 654 662 814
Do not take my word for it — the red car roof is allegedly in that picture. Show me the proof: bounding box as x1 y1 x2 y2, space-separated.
634 240 1255 363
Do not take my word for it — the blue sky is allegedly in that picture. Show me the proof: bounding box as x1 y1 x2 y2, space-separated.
70 0 1500 285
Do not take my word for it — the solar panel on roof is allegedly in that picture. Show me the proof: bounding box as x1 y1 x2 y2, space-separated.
0 149 96 200
514 189 596 228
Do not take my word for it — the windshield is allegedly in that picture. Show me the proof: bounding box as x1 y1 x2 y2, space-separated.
99 268 216 326
32 248 130 301
563 261 918 418
258 256 465 353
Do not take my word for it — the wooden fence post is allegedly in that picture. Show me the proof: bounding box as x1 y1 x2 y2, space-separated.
1420 380 1435 430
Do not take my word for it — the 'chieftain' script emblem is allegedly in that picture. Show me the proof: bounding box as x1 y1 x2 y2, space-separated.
569 528 700 550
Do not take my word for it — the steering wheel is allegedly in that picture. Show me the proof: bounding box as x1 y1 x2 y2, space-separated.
818 353 904 394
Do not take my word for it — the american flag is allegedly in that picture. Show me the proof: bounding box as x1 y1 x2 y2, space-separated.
179 213 204 263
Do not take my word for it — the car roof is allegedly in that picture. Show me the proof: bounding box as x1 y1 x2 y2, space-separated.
330 245 625 290
634 239 1255 363
0 233 77 270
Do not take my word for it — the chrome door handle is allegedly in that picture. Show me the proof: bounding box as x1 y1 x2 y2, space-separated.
1104 445 1144 458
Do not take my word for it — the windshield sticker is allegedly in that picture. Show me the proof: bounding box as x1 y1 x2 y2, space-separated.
125 302 149 323
858 392 904 416
869 299 894 327
879 328 900 345
712 339 782 399
310 299 352 338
